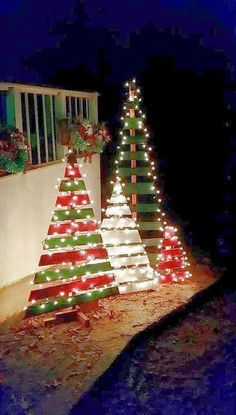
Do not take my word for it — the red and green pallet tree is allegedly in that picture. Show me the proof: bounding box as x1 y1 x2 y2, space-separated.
115 79 166 266
26 161 118 317
156 226 192 283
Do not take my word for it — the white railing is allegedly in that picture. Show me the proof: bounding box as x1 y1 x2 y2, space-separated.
0 83 98 165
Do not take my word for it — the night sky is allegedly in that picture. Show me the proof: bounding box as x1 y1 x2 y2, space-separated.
0 0 235 83
0 0 235 263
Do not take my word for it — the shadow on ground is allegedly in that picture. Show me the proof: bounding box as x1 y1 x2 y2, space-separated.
70 273 236 415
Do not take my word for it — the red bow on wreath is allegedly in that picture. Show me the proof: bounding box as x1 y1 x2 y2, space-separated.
88 134 97 144
82 150 93 163
78 124 87 137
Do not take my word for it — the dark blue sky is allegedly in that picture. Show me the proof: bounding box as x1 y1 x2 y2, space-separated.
0 0 235 82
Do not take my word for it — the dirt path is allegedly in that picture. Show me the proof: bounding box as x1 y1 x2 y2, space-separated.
0 266 215 415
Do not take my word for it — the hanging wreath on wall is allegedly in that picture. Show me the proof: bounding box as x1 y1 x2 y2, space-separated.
56 116 111 162
0 127 29 174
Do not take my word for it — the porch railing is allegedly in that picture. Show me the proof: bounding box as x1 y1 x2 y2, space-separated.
0 83 98 165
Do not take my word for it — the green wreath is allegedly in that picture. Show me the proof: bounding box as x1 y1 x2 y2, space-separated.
74 136 106 154
0 149 28 174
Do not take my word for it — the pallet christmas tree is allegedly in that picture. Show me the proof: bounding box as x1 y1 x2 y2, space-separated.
115 79 192 283
26 161 119 318
115 79 166 267
157 226 192 283
101 178 158 293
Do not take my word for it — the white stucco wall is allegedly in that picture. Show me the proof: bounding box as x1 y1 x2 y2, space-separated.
0 154 101 288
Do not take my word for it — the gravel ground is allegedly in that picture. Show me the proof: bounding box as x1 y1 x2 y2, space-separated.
71 279 235 415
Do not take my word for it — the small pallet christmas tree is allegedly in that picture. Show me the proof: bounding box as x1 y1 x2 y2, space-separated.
156 226 192 283
26 161 119 318
101 178 158 293
115 79 166 267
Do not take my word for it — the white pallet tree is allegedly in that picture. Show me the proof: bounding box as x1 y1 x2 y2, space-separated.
101 179 159 294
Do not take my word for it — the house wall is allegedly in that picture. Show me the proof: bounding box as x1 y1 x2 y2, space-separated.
0 154 101 288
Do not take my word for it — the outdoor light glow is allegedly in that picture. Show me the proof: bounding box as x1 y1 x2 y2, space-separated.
26 78 191 319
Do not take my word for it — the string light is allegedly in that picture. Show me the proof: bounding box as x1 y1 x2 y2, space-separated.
101 176 158 293
26 159 121 317
27 80 191 316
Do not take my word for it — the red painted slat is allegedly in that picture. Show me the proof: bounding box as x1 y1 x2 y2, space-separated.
29 274 115 301
48 221 98 235
164 228 176 237
39 248 108 266
161 248 182 258
65 166 81 178
157 259 183 271
159 270 189 283
162 237 178 247
56 194 90 207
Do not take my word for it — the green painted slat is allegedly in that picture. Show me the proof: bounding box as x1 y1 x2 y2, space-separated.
34 261 112 284
118 161 150 169
119 151 148 161
60 180 86 192
118 167 152 177
26 286 119 317
125 100 139 109
138 222 163 231
123 118 143 129
121 134 147 144
130 204 160 213
147 252 159 267
129 177 153 183
44 233 102 250
140 230 163 239
52 208 94 221
145 242 163 251
125 183 156 195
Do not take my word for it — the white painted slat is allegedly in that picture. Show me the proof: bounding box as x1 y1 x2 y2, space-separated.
79 98 83 118
102 229 141 245
85 98 89 119
33 93 41 164
68 96 72 117
102 217 137 229
110 255 149 268
109 195 127 204
42 95 49 162
114 266 155 283
75 97 78 117
118 279 158 294
0 82 99 99
50 96 56 160
24 93 32 163
107 244 144 257
106 205 131 216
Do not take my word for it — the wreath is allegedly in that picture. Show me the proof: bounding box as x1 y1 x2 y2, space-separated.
0 127 29 174
56 116 111 161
